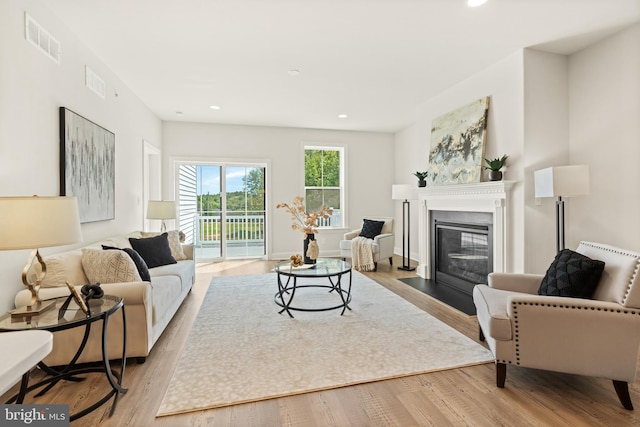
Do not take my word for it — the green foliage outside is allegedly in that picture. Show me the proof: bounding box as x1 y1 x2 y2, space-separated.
304 149 341 211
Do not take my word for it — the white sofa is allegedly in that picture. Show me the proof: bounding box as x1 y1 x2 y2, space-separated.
14 231 195 366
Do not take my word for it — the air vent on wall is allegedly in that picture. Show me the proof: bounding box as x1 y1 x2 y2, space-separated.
85 66 106 98
24 13 60 64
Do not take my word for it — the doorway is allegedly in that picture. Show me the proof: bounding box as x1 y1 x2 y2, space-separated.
177 162 267 261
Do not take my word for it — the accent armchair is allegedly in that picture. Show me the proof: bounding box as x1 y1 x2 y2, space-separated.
473 241 640 409
339 217 394 271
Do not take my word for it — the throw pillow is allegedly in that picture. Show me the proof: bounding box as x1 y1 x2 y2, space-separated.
102 245 151 282
81 248 142 284
359 219 386 239
129 233 177 269
140 230 187 260
538 249 605 298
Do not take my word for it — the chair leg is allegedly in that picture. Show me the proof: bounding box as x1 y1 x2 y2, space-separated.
374 262 378 271
613 380 634 410
389 257 393 266
496 362 506 388
479 326 485 342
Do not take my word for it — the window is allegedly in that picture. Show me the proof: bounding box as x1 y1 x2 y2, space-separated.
304 146 344 228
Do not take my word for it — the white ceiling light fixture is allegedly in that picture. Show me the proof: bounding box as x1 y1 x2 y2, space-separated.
288 69 300 76
209 105 221 110
467 0 488 7
338 114 348 119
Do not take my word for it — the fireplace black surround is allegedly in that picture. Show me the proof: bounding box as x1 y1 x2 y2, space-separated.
431 210 493 295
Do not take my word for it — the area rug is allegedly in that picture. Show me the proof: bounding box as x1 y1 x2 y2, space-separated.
157 272 493 417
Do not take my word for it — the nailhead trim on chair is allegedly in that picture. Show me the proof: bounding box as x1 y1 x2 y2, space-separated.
580 241 640 306
511 301 640 365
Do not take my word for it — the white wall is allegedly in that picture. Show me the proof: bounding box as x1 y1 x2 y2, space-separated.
394 51 526 272
0 0 162 312
567 23 640 252
162 121 395 259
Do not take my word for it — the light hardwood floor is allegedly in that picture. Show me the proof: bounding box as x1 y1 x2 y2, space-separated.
3 256 640 426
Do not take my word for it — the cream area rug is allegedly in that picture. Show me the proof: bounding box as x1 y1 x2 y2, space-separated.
157 271 493 417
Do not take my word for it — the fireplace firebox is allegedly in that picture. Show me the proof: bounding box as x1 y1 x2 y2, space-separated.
431 211 493 295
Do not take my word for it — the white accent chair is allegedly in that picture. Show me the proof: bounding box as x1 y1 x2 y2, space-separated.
473 241 640 409
339 217 394 271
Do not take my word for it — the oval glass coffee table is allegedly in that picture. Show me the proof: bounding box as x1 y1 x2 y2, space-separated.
274 258 352 318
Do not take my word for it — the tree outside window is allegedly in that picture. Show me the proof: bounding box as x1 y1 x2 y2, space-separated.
304 147 343 227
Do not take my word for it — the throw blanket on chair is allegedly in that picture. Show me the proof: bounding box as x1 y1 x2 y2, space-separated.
351 236 375 271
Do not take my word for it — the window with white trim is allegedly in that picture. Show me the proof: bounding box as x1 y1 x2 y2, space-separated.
304 146 344 228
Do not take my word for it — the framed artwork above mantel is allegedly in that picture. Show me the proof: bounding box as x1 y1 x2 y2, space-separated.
59 107 115 223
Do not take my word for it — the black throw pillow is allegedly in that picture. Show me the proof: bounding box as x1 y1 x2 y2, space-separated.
128 233 177 269
102 245 151 282
359 219 385 239
538 249 605 298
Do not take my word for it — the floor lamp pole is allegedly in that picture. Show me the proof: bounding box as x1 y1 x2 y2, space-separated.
398 198 415 271
556 196 565 253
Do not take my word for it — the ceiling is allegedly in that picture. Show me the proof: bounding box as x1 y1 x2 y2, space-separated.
42 0 640 133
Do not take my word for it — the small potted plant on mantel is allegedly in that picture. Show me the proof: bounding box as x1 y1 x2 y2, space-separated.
484 155 508 181
413 171 429 187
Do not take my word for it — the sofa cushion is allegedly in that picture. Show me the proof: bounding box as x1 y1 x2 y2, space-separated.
359 219 385 239
149 259 194 293
129 233 177 269
102 245 151 282
41 249 89 288
141 230 187 261
81 248 142 284
538 249 605 298
150 274 183 324
473 285 515 341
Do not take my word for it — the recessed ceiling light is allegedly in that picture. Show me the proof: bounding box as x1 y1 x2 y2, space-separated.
175 111 183 115
209 105 221 110
467 0 488 6
288 69 300 76
338 114 348 119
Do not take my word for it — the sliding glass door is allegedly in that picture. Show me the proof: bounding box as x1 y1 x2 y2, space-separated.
178 162 266 260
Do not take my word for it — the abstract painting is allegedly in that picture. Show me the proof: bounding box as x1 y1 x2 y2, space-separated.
60 107 115 223
427 97 489 185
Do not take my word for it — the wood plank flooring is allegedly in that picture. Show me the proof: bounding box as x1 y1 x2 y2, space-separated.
3 256 640 426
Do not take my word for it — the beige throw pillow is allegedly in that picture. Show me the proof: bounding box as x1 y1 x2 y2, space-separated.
141 230 187 260
81 248 142 284
41 250 90 288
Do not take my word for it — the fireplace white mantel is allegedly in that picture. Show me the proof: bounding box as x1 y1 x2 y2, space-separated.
416 181 516 279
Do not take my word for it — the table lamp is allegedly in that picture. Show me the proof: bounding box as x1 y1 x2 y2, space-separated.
534 165 590 253
146 200 176 232
392 184 417 271
0 196 82 316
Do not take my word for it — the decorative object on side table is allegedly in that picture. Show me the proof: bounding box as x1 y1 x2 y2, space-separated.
413 171 429 187
276 196 333 264
0 196 82 317
484 154 508 181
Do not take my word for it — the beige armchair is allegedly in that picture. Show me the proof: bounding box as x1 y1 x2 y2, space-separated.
473 241 640 409
339 217 394 271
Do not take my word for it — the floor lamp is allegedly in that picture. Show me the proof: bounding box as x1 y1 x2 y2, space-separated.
534 165 590 253
392 184 416 271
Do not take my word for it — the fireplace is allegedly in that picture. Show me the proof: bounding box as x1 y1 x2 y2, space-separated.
431 211 493 295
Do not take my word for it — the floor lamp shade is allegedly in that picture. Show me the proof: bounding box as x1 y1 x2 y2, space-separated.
392 184 416 271
534 165 590 253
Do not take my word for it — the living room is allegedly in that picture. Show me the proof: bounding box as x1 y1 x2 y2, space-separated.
1 0 639 425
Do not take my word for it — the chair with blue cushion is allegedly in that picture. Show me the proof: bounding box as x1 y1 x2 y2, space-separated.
472 241 640 409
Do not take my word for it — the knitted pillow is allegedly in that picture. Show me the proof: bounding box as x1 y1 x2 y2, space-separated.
538 249 605 298
102 245 151 282
359 219 385 239
81 248 142 284
129 233 177 268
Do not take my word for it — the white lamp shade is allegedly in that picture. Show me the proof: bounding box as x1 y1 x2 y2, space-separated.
0 196 82 250
534 165 590 198
392 184 416 201
147 200 176 220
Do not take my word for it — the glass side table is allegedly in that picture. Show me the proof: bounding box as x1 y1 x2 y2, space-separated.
0 295 127 421
274 258 352 318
